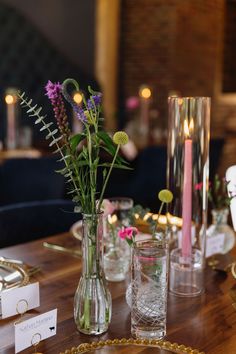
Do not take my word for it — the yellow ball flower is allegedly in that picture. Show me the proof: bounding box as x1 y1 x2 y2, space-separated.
113 131 129 145
158 189 173 203
84 110 94 124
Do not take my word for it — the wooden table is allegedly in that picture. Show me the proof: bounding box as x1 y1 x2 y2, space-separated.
1 233 236 354
0 149 43 163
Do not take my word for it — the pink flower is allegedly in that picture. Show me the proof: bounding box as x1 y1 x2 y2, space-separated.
195 182 203 191
125 96 139 111
118 226 138 240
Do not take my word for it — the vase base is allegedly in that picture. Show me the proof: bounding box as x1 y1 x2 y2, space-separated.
105 273 126 282
77 325 108 336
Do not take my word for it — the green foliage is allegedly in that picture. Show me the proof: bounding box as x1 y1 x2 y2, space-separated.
208 174 233 210
18 82 129 215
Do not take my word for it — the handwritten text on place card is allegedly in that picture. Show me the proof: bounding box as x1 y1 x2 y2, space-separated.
15 308 57 353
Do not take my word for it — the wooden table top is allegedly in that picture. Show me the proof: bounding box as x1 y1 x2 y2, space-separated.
0 149 43 162
1 233 236 354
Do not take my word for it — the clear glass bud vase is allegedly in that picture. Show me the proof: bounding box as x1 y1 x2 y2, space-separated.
207 208 235 255
74 213 112 335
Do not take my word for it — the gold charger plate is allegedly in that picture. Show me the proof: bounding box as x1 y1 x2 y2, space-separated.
60 338 204 354
0 259 29 292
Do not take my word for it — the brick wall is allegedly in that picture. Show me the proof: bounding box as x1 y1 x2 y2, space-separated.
119 0 225 135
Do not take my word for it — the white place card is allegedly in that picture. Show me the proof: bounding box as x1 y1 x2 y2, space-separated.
15 309 57 353
0 282 40 319
206 233 225 258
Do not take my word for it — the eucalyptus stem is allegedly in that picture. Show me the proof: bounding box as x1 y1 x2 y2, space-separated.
97 145 120 211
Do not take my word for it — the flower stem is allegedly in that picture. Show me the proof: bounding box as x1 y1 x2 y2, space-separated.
97 145 120 211
153 201 164 235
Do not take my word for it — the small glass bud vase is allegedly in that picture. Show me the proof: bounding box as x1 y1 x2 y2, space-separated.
206 208 235 256
103 197 133 282
74 213 112 335
104 236 130 282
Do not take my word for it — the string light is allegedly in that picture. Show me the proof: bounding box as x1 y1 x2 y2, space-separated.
139 86 152 99
73 92 83 105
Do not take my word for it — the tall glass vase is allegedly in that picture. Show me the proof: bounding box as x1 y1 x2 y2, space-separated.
74 213 112 335
167 96 210 296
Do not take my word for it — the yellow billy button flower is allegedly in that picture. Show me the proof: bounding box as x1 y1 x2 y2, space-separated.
158 189 173 204
154 189 173 235
113 131 129 145
84 110 94 125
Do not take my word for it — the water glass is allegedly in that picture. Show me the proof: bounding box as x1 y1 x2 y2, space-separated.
131 240 168 339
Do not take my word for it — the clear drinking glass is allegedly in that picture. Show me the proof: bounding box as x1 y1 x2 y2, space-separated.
167 96 210 296
131 240 169 339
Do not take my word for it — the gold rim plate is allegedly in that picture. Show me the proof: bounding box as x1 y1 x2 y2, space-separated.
60 338 204 354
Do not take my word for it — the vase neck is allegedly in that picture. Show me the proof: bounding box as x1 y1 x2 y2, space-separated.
211 208 229 225
82 213 104 277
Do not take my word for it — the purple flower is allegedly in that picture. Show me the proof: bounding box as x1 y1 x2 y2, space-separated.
45 80 70 139
76 107 87 122
45 80 62 100
87 93 102 110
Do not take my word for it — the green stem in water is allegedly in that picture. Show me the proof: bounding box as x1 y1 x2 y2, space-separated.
97 145 120 211
153 201 165 235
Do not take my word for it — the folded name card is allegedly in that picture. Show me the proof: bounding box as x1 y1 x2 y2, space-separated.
206 233 225 258
0 282 40 319
15 309 57 353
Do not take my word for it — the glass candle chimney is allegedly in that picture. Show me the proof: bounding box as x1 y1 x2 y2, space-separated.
167 97 210 296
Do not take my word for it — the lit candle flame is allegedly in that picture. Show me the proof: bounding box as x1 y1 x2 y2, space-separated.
108 214 117 224
184 119 194 138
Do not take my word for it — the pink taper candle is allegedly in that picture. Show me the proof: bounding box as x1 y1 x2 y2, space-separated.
181 130 192 258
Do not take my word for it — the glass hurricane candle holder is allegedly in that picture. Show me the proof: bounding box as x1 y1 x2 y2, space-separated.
167 96 210 296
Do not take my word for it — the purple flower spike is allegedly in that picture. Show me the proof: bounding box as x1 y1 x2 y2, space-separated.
87 93 102 110
45 80 62 100
45 80 70 140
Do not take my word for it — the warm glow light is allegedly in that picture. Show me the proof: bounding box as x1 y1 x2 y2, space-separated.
136 212 182 227
184 120 189 137
73 92 83 104
108 214 118 224
5 94 15 105
143 212 153 221
139 87 152 99
184 119 194 138
189 117 194 132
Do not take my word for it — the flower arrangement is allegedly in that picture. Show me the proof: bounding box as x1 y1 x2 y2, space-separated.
118 189 173 245
18 78 131 335
18 78 130 214
196 174 234 210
